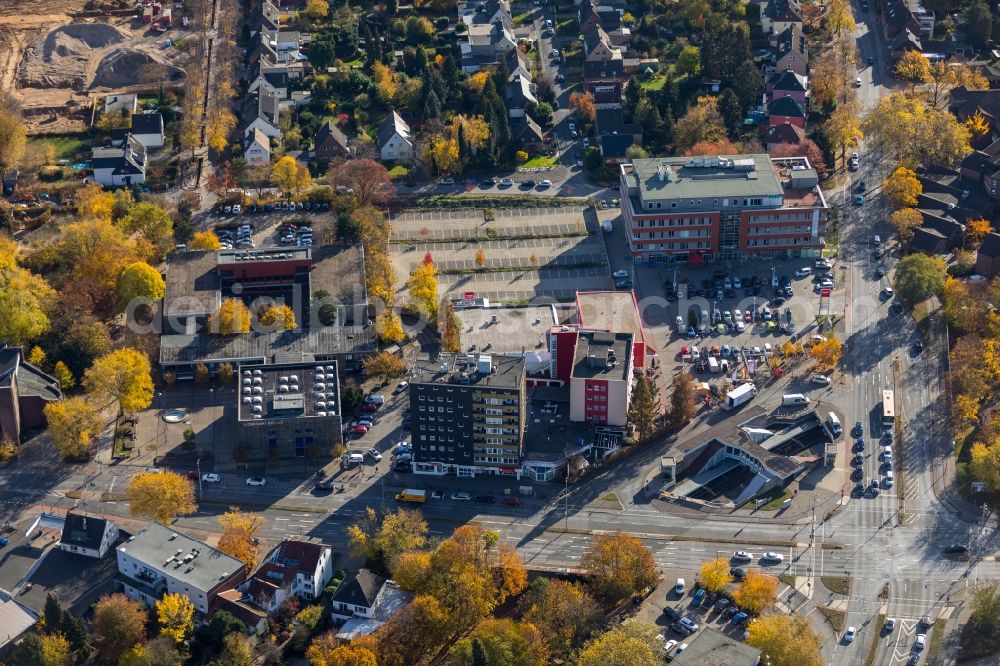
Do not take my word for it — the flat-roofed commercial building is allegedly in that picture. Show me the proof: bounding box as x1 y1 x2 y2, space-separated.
619 154 828 263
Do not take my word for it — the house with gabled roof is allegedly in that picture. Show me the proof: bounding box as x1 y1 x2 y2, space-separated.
246 61 290 99
236 539 333 613
774 25 808 77
0 343 61 445
243 89 282 140
130 112 164 150
768 96 807 128
244 127 271 166
91 135 147 187
760 0 802 35
767 69 808 104
377 110 414 162
330 569 412 639
314 121 350 163
976 232 1000 277
765 123 805 149
59 512 119 559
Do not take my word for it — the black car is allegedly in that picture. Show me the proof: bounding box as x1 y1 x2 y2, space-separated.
474 495 496 504
715 598 730 611
772 297 785 307
891 301 904 314
857 181 866 192
944 543 968 554
913 340 924 353
852 421 864 437
704 592 717 606
722 605 738 619
730 567 747 580
520 179 536 188
394 462 412 473
313 481 335 493
852 454 864 466
615 279 633 290
670 622 693 637
664 607 682 622
853 440 866 453
874 268 885 279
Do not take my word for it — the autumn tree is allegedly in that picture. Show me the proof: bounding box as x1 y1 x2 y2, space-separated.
746 614 822 666
208 298 252 334
327 158 394 207
890 208 924 245
882 166 922 209
156 593 195 644
52 361 76 391
967 110 991 140
304 0 330 19
28 345 46 369
372 62 398 104
576 620 662 666
823 0 856 33
271 155 312 197
38 633 72 666
895 51 931 90
521 578 600 656
674 96 729 154
206 109 237 153
91 593 148 663
970 440 1000 490
362 351 407 383
0 263 56 345
683 139 740 156
568 91 597 122
668 372 697 427
375 309 406 344
0 106 27 172
259 304 297 330
864 94 971 167
925 60 988 109
447 619 548 666
116 261 166 312
676 45 701 77
733 570 779 614
581 531 658 602
943 278 986 333
824 103 864 163
967 218 993 248
120 203 174 258
810 337 843 373
45 397 103 460
307 633 378 666
126 470 197 523
474 248 487 268
189 231 222 251
218 507 264 569
370 595 450 664
439 298 461 353
627 373 659 441
699 557 733 592
894 254 948 303
76 184 115 221
408 262 439 317
770 139 827 172
83 348 153 413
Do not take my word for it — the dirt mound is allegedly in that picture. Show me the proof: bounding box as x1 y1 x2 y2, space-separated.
91 48 183 89
42 23 123 60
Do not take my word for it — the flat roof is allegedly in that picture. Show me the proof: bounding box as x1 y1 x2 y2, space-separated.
572 330 632 380
160 327 377 367
670 628 761 666
216 247 312 265
238 361 340 421
576 291 648 348
456 306 557 354
410 353 524 390
118 522 243 593
523 387 594 461
0 591 37 649
626 154 783 202
163 250 221 318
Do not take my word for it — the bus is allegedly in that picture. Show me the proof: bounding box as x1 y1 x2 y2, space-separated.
881 390 896 427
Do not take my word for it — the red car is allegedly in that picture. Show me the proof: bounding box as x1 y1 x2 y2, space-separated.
349 425 369 436
360 403 378 412
500 497 521 506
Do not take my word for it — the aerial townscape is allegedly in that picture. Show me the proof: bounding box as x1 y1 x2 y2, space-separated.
6 0 1000 664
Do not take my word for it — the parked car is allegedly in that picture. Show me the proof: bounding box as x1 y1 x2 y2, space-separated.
451 491 472 501
246 477 266 486
944 543 968 554
201 473 220 483
367 448 382 461
348 425 369 435
501 497 521 506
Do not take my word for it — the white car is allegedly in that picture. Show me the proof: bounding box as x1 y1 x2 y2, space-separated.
844 626 857 643
815 259 833 269
811 374 832 385
761 551 784 562
538 179 552 188
854 76 862 87
664 639 678 652
794 267 812 278
246 476 266 486
367 448 382 461
914 634 926 650
612 269 630 279
364 394 386 405
500 177 514 185
451 491 471 501
201 473 220 483
733 550 753 561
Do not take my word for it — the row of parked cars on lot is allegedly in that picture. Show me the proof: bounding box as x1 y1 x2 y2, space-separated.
218 201 332 215
276 222 313 247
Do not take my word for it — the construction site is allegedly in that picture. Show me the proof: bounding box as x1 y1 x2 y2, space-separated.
0 0 192 134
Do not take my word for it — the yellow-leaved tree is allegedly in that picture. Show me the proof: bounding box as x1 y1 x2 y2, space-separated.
306 633 378 666
217 506 265 570
259 304 297 330
155 592 195 644
304 0 330 19
890 208 924 245
580 531 659 602
810 337 843 373
271 155 312 197
407 262 439 318
44 397 103 460
209 298 252 334
91 594 147 664
733 570 779 614
115 261 166 312
699 557 733 592
882 166 922 209
361 351 407 383
375 310 405 344
126 470 197 523
83 348 154 413
746 614 822 666
189 230 222 251
576 620 662 666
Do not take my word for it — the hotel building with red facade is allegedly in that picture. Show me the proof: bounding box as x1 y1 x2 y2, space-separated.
619 154 829 263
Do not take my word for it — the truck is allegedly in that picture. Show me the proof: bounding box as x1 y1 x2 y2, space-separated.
724 383 757 410
708 356 720 373
395 489 426 504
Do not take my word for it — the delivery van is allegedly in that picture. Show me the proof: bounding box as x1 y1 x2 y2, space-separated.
395 489 427 504
781 394 810 406
828 412 842 436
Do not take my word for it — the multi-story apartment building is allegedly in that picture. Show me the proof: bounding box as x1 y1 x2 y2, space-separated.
569 331 635 427
619 154 828 263
409 354 526 478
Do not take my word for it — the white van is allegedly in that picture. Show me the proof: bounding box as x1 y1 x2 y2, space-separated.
828 412 842 436
782 394 810 406
882 446 893 461
691 345 701 360
676 316 685 333
674 578 686 596
884 470 894 487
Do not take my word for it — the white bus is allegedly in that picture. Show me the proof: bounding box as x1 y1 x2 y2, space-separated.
882 390 896 427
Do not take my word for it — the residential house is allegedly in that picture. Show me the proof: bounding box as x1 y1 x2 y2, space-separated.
764 122 805 149
212 590 269 635
0 343 61 445
596 106 642 166
460 22 517 73
244 127 272 166
91 136 147 187
459 0 513 30
583 25 622 62
313 121 350 162
767 69 808 104
976 232 1000 277
767 96 807 129
583 59 626 104
774 25 808 77
255 0 281 31
952 88 1000 148
116 522 246 614
246 62 290 99
511 115 547 153
242 90 282 140
236 539 333 613
377 110 414 162
59 512 119 559
130 112 164 150
505 74 537 118
760 0 803 35
579 0 623 35
889 29 923 60
506 48 531 83
330 569 412 639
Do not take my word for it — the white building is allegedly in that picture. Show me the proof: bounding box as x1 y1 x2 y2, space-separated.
239 539 333 612
116 522 245 614
330 569 412 639
59 512 119 559
244 127 272 166
91 136 146 187
130 112 165 150
376 110 414 162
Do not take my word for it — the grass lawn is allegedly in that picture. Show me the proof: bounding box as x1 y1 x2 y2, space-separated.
822 576 852 596
557 18 579 35
759 489 793 510
28 135 89 161
522 154 559 168
819 606 846 632
640 74 668 91
388 165 409 178
513 11 534 25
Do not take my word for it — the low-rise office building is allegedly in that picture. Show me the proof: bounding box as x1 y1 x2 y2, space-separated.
620 154 828 263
